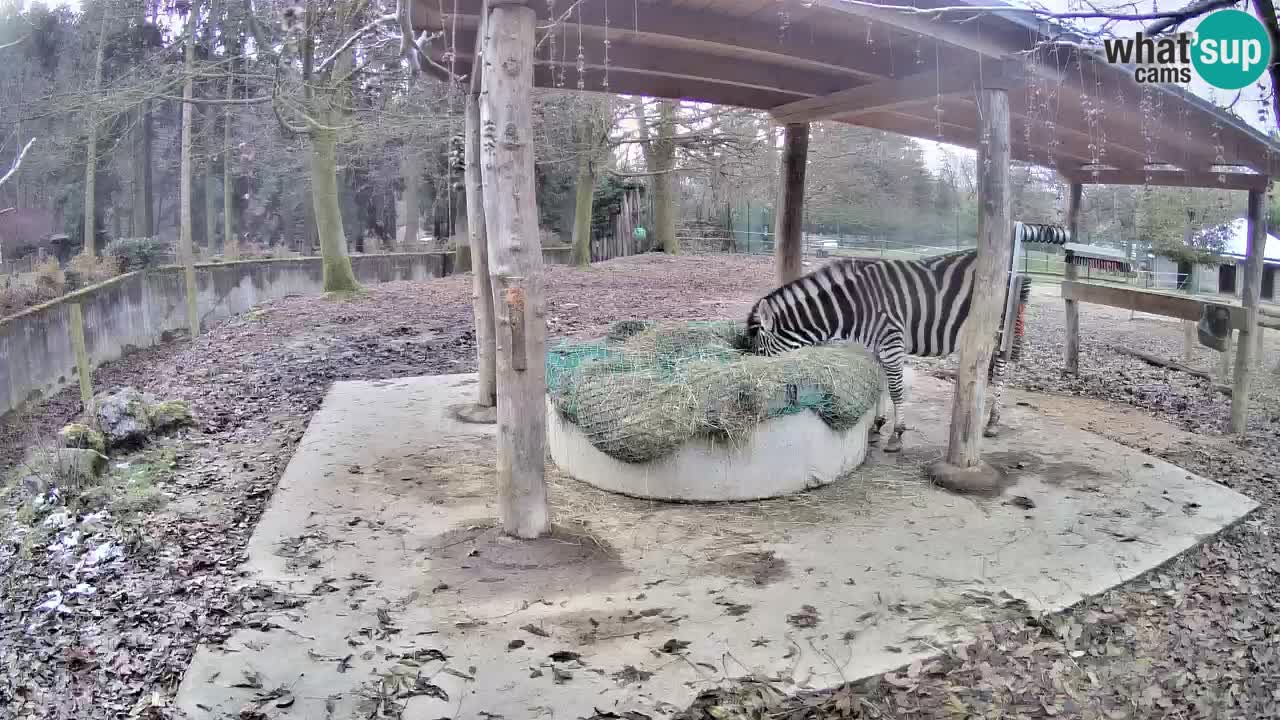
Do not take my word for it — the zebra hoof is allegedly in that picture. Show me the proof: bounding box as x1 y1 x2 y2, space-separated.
983 425 1000 438
884 437 903 453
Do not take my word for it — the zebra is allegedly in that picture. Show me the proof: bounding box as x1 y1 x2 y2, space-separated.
744 248 1031 453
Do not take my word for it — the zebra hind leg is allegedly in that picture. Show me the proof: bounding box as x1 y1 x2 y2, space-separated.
867 415 887 445
882 360 908 453
984 353 1006 437
986 290 1027 438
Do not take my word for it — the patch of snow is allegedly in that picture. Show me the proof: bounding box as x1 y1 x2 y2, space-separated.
84 542 122 567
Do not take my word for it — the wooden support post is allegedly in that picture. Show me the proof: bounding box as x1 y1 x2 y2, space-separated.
68 303 93 415
1230 187 1268 433
1218 330 1232 381
1256 326 1266 369
480 0 549 538
1063 182 1082 375
1183 222 1197 362
930 81 1013 494
466 59 497 409
774 122 809 285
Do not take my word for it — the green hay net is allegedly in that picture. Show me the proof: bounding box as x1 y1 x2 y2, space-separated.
546 320 884 464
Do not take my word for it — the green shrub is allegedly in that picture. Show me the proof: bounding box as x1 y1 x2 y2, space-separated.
106 237 170 272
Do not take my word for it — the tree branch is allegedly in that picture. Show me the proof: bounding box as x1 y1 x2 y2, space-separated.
158 93 274 105
0 35 28 52
609 167 680 178
0 138 34 189
1251 0 1280 126
1145 0 1241 34
316 12 398 73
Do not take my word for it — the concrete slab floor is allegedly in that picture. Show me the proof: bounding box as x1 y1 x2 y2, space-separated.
175 373 1257 720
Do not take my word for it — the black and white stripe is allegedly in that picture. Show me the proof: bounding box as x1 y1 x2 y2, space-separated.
745 248 1028 452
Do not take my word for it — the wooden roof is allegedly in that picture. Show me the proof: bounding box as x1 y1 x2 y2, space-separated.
414 0 1279 189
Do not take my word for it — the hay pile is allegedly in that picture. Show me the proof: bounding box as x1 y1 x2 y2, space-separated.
546 320 884 464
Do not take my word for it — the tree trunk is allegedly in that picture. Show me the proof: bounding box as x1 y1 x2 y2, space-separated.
223 58 238 259
205 144 218 254
142 103 154 235
180 0 200 337
480 2 549 539
310 128 360 292
131 103 153 237
466 91 496 407
455 192 472 272
636 100 678 254
82 8 109 257
401 150 421 250
571 152 595 266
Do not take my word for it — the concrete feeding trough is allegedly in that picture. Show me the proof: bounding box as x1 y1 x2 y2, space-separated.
543 321 904 502
545 367 912 502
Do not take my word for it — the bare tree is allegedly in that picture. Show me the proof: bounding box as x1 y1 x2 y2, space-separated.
82 6 110 258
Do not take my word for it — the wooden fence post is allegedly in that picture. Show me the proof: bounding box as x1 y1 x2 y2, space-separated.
480 0 549 538
1063 182 1082 374
929 80 1013 494
1218 330 1233 381
774 122 809 285
1230 187 1268 433
68 303 93 415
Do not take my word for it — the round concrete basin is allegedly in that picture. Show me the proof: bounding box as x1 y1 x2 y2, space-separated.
547 367 912 502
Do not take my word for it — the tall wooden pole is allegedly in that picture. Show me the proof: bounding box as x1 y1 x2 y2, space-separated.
774 122 809 285
465 11 497 409
1063 182 1083 374
1230 187 1268 433
480 0 549 538
929 82 1012 493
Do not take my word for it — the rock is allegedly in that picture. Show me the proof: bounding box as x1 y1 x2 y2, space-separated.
149 400 194 432
94 387 153 448
21 448 109 489
57 423 106 454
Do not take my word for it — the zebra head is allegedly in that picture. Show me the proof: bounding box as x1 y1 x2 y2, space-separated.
744 296 799 356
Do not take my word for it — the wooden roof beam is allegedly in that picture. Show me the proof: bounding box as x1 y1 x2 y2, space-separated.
852 110 1092 169
769 59 1019 125
811 0 1012 59
417 0 968 87
1063 167 1271 191
928 96 1152 171
446 25 860 99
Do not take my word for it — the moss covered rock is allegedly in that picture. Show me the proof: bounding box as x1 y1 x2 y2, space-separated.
148 400 194 432
58 423 106 453
94 387 154 448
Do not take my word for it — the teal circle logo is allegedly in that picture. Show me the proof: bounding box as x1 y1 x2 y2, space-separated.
1191 9 1273 90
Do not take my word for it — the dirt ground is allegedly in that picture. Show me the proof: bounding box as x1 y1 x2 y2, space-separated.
2 253 1278 719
